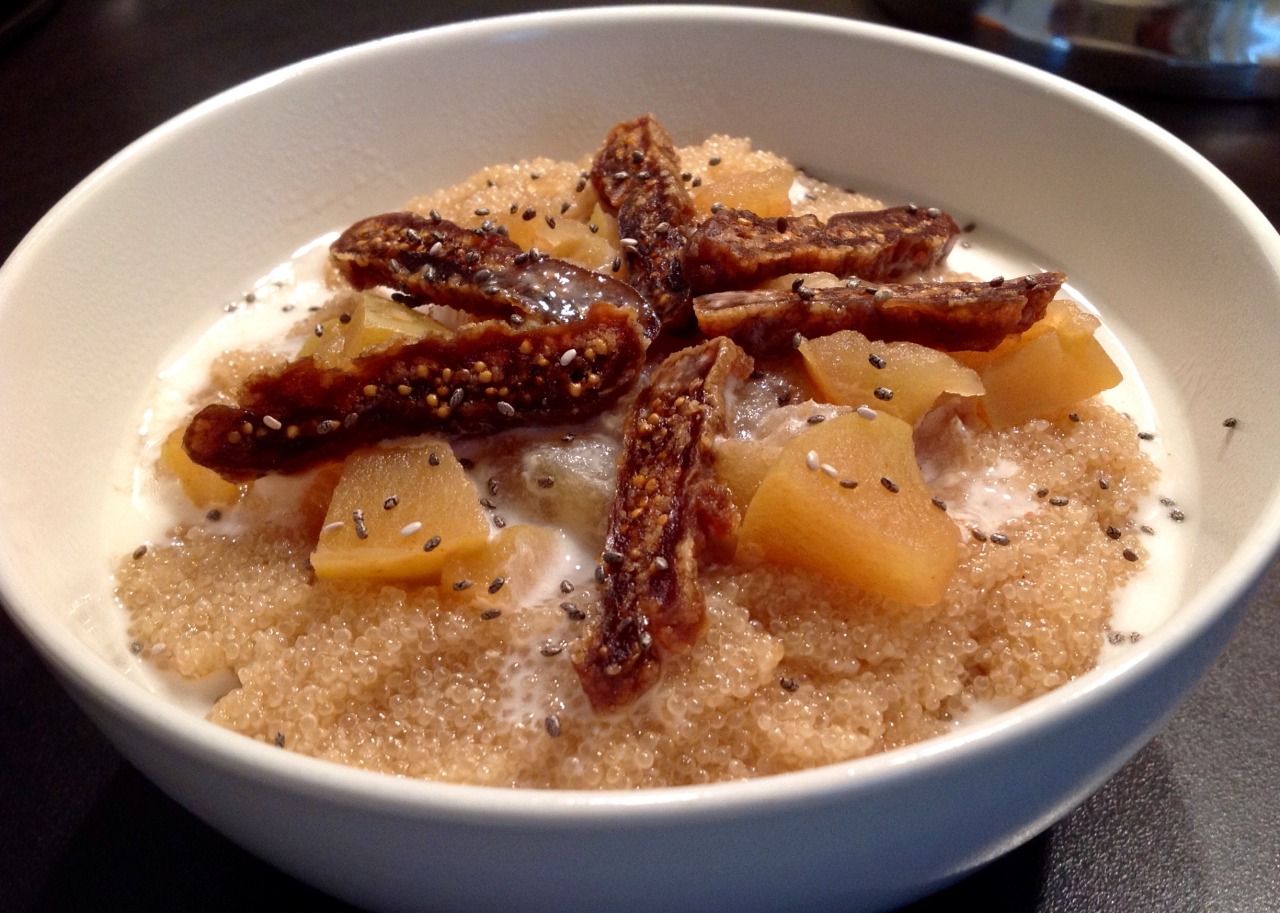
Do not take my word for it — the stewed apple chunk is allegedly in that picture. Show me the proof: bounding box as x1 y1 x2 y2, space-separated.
976 299 1122 429
526 203 623 273
159 427 247 508
298 293 450 366
310 440 489 582
439 524 564 613
736 411 959 606
799 329 983 424
343 293 451 354
713 402 845 512
714 437 772 514
690 165 795 218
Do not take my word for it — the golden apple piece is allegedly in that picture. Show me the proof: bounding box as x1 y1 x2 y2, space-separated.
691 165 795 218
298 294 449 366
160 427 247 508
714 437 774 515
979 299 1123 429
296 315 347 363
342 293 451 358
715 402 846 513
530 204 623 274
439 524 565 612
311 441 489 582
800 329 983 424
737 411 960 606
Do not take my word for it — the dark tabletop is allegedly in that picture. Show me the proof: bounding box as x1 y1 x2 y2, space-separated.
1 1 1277 911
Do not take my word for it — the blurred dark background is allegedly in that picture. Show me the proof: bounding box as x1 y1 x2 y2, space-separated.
1 2 1277 911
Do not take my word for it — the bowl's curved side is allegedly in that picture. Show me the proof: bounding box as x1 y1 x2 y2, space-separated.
1 7 1278 913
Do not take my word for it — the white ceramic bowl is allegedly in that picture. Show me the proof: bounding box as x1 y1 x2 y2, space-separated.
2 7 1279 913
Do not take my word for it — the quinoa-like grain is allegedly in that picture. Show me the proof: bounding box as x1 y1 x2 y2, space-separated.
120 396 1154 787
116 137 1158 789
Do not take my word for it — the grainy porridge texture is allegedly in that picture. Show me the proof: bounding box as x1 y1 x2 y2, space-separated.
116 127 1157 788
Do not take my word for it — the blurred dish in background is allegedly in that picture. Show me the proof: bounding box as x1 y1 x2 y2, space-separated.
878 0 1280 97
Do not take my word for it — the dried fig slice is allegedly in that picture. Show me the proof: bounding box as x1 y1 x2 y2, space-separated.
682 205 960 292
590 114 699 330
572 337 752 711
184 304 648 481
694 272 1064 356
331 211 657 335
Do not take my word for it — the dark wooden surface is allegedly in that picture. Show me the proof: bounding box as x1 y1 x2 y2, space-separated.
1 2 1277 911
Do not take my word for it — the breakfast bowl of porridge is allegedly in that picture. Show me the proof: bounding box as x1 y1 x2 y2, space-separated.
1 7 1278 913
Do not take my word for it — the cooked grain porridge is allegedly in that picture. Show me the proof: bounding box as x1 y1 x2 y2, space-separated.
115 118 1178 788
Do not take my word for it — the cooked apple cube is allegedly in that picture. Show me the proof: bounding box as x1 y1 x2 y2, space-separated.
979 300 1122 429
691 165 795 218
296 315 347 364
439 524 564 612
715 402 846 512
737 411 959 606
800 330 982 424
530 205 622 274
714 437 773 514
585 203 621 249
299 294 448 366
311 441 489 582
160 427 247 508
342 294 450 357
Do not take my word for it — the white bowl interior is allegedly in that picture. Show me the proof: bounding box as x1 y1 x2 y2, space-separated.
1 7 1278 913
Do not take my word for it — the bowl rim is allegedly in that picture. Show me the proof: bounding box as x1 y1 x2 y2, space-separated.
2 3 1280 822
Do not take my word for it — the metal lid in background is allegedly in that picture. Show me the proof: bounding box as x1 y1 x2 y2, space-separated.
877 0 1280 98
